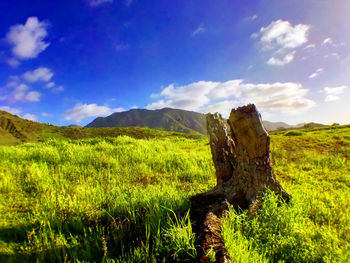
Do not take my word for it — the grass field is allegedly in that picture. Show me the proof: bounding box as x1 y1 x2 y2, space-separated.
0 125 349 262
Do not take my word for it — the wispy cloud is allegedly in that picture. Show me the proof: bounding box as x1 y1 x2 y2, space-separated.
309 68 324 79
6 58 20 68
304 44 316 49
1 67 61 104
41 112 52 117
46 82 55 88
52 86 64 93
323 86 348 102
322 37 333 46
0 106 21 115
2 67 64 98
5 17 49 63
253 19 310 66
23 67 53 83
244 15 258 22
22 113 38 121
124 0 133 7
191 23 206 36
147 79 315 117
0 105 37 121
1 79 41 103
267 51 296 66
64 103 124 122
115 44 129 52
12 84 40 102
89 0 113 7
324 53 340 60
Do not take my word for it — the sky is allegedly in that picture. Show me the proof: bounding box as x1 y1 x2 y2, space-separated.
0 0 349 126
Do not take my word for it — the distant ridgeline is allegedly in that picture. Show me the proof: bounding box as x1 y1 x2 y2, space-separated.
0 108 331 146
86 107 328 133
85 108 207 135
0 110 202 146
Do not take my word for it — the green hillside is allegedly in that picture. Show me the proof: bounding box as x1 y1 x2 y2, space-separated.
0 121 349 262
0 110 202 146
86 108 207 135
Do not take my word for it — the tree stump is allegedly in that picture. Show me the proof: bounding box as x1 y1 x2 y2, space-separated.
190 104 290 262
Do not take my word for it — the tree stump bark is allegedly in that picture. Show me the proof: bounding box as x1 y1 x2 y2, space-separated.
190 104 290 263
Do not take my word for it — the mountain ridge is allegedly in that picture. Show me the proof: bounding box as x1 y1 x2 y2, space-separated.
85 107 207 134
86 107 326 133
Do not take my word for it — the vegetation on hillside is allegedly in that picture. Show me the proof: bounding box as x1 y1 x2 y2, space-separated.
0 122 349 262
0 110 203 146
85 108 207 135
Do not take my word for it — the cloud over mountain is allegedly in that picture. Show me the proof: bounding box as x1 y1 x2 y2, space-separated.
324 86 348 102
147 80 315 117
64 103 124 122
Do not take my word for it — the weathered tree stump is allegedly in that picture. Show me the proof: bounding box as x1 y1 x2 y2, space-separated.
190 104 290 262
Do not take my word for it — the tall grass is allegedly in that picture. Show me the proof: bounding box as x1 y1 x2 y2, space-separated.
222 126 350 262
0 136 213 262
0 125 349 262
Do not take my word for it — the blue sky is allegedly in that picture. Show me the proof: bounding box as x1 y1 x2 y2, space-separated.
1 0 349 125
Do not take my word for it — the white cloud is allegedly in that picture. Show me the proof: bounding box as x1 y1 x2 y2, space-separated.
25 91 40 102
6 17 49 60
245 15 258 22
200 100 239 118
22 113 37 121
89 0 113 6
0 95 7 101
0 106 37 121
52 86 64 93
41 112 52 117
12 84 29 102
46 82 55 88
324 86 348 102
1 67 61 104
64 103 125 122
23 67 53 83
254 20 310 66
147 80 315 117
251 33 259 39
0 106 21 115
324 53 340 60
192 23 206 36
267 51 296 66
322 37 333 46
304 44 316 49
309 68 324 79
6 58 20 67
257 20 310 50
5 83 41 103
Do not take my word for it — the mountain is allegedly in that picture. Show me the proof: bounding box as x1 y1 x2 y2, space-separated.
86 108 207 134
262 121 293 131
0 110 201 146
0 108 332 146
86 107 311 133
302 122 328 129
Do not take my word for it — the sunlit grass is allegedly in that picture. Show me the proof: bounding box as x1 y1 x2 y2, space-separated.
0 125 349 262
222 125 350 262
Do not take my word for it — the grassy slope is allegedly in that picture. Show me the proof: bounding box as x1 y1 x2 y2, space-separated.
0 110 203 146
0 124 349 262
85 108 207 135
223 125 350 262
